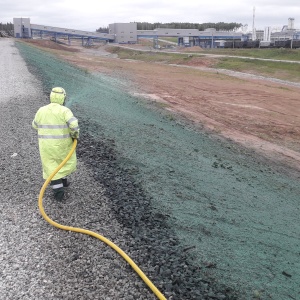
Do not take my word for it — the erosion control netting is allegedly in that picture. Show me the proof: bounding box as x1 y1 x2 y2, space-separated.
17 42 300 300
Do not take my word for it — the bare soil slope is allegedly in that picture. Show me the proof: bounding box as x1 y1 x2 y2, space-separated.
24 39 300 173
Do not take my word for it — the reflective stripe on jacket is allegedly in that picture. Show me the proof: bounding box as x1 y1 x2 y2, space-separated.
32 103 79 180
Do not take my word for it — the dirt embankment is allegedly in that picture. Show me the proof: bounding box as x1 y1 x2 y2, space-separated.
21 39 300 174
24 39 80 52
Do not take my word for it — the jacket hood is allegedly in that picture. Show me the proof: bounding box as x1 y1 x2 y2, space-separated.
50 87 66 105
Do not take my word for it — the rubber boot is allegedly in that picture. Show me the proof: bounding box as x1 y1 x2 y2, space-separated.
51 179 65 201
62 178 70 187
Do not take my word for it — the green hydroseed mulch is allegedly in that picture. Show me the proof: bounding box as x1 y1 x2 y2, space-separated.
17 41 300 300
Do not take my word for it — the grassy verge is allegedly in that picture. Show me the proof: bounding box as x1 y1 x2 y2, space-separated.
193 48 300 61
107 46 300 82
138 37 178 47
213 56 300 81
20 40 300 83
106 46 191 63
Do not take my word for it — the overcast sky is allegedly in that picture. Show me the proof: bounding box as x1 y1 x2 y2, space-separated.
1 0 299 32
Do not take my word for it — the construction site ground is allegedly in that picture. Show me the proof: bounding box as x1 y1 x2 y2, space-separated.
26 39 300 171
10 39 300 299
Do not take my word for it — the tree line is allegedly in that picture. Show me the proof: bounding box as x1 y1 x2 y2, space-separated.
1 21 241 34
0 22 14 31
96 22 242 33
96 27 109 33
137 22 242 31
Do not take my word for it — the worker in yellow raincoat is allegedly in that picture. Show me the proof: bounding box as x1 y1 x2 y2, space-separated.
32 87 79 200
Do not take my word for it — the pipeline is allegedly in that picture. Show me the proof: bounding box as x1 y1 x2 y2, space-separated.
38 139 166 300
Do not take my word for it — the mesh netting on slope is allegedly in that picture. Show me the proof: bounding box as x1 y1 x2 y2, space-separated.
17 41 300 300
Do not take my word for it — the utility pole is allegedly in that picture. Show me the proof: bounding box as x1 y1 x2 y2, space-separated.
252 6 256 41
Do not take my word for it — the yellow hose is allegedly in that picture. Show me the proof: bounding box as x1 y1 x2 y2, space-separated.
38 139 166 300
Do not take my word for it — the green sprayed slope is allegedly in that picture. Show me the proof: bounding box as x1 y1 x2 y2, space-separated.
17 41 300 300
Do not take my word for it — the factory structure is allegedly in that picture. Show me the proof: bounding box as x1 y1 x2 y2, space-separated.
13 17 300 48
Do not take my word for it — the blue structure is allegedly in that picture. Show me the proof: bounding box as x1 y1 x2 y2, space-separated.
14 18 114 45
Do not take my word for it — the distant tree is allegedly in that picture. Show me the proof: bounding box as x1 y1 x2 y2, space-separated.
96 26 109 33
95 22 242 32
135 22 242 31
0 22 13 31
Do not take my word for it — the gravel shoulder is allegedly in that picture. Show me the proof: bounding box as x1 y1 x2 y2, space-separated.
0 39 156 300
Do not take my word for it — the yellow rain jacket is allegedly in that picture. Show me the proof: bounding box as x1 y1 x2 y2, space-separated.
32 88 79 180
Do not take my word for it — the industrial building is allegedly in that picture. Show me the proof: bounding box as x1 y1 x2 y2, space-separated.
247 18 300 47
13 18 115 46
13 17 300 48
